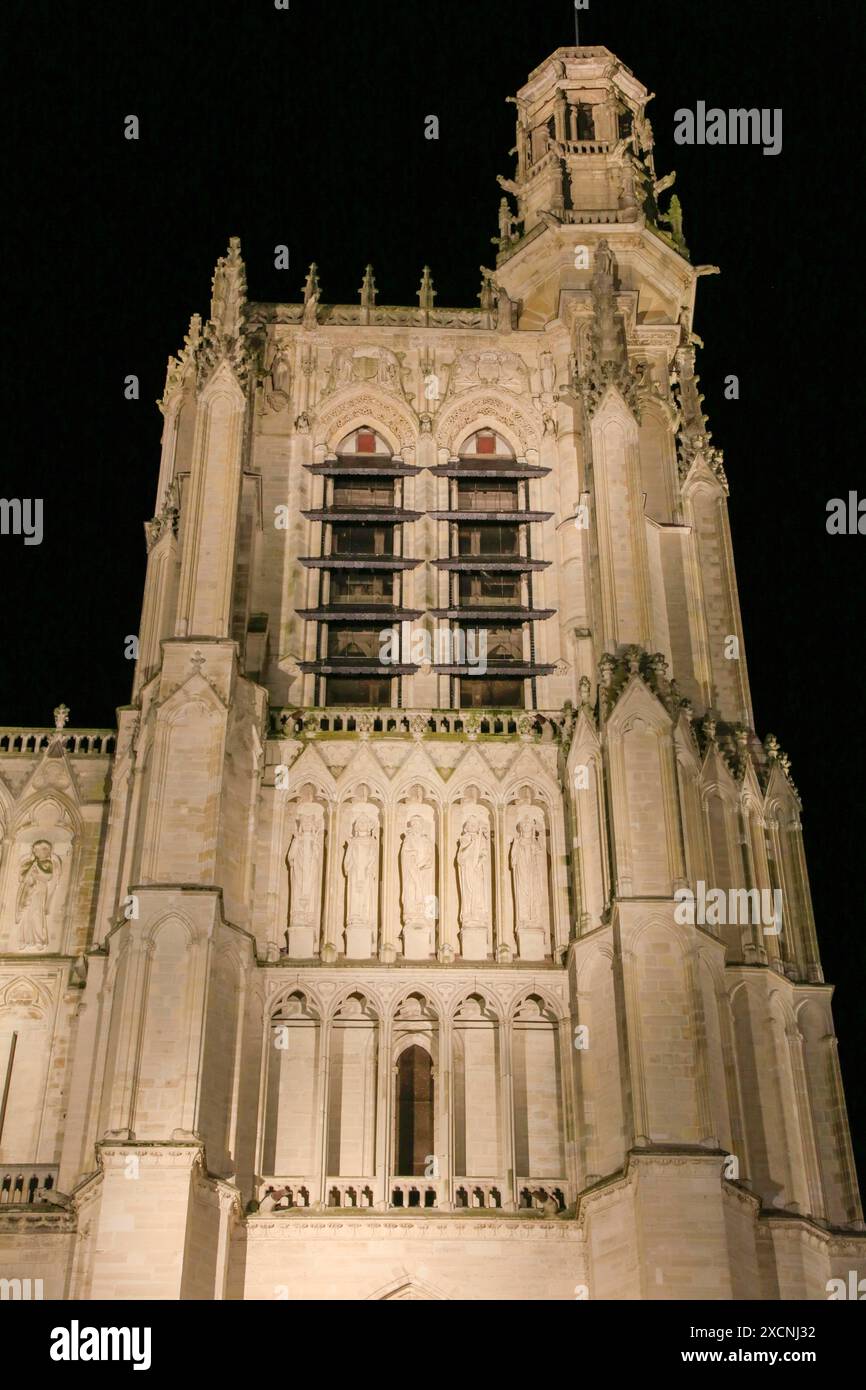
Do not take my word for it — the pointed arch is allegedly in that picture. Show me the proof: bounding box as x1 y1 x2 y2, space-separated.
435 391 538 456
328 986 382 1022
315 392 418 455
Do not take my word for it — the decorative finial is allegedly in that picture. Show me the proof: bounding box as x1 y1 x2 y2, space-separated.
417 266 436 317
302 263 320 303
649 652 669 682
359 264 377 310
183 313 202 355
659 194 688 256
209 237 247 339
302 263 321 328
598 653 617 687
53 704 70 730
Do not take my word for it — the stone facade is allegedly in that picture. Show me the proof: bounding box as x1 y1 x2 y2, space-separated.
1 45 863 1301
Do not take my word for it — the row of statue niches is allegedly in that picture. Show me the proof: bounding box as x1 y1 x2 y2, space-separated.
285 787 552 961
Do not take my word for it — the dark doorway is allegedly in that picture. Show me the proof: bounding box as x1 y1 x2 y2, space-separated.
396 1046 434 1176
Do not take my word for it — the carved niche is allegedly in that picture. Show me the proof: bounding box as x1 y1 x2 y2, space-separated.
285 786 326 959
341 789 381 960
506 788 551 961
4 801 74 954
397 787 437 961
453 788 493 961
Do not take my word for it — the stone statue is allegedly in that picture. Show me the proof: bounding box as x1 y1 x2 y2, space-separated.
16 839 63 950
456 817 491 927
302 292 319 329
496 285 515 333
510 816 546 930
539 351 556 395
344 816 379 927
286 814 322 927
269 342 292 397
595 240 614 278
400 815 435 926
479 269 496 317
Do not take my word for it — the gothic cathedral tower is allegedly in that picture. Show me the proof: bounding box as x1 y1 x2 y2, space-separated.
1 45 863 1301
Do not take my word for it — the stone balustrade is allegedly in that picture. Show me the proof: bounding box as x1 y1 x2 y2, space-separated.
271 707 565 741
0 728 116 756
257 1174 570 1214
0 1165 61 1204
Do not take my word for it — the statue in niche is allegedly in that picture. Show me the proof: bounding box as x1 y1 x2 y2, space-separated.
268 341 292 397
539 350 556 395
510 816 546 930
286 813 322 927
496 285 515 333
400 815 435 926
344 815 379 927
456 816 491 927
595 239 614 279
16 839 63 950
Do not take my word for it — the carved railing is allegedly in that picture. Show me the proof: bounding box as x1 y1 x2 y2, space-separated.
516 1179 570 1211
325 1180 376 1209
561 139 612 156
271 707 564 742
388 1179 444 1210
0 729 116 756
0 1165 61 1205
255 1174 570 1213
256 1177 316 1209
452 1179 507 1210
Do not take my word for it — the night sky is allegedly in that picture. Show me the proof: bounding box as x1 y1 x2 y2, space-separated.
3 1 864 1187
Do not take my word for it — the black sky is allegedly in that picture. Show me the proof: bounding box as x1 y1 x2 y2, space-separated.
2 0 864 1186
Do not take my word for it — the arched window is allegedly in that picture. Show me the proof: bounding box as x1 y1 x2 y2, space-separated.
453 430 526 709
395 1045 434 1176
321 428 400 707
